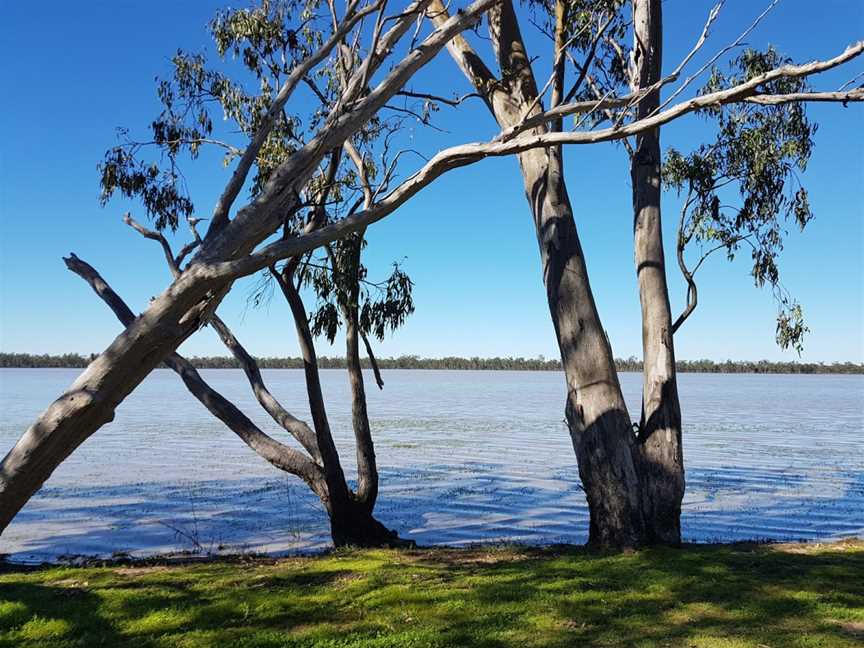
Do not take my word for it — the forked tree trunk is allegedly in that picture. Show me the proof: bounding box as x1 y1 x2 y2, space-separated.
276 262 405 546
430 0 645 548
629 0 684 544
64 252 405 549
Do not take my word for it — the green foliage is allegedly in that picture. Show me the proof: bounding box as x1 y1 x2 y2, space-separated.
98 142 194 232
96 0 416 350
98 1 318 230
522 0 629 121
1 542 863 647
304 234 415 344
210 0 308 65
664 47 817 353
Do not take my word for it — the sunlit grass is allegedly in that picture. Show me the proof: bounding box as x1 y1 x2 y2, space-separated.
1 540 862 647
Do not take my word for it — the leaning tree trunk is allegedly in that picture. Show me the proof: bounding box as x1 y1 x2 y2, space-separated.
429 0 644 547
64 248 407 549
629 0 684 544
537 150 644 548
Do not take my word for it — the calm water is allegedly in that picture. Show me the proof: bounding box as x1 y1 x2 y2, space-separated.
1 368 862 562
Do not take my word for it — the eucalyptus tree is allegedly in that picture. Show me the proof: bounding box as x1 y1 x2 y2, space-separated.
427 0 862 546
66 217 413 547
607 0 841 545
0 0 501 536
426 0 648 546
1 0 861 548
65 0 419 547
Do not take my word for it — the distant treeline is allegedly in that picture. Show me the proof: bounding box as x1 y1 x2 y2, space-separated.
2 352 862 374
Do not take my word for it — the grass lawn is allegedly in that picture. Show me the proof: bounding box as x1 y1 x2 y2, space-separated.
1 540 862 647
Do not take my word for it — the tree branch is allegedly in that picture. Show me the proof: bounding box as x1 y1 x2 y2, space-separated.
652 0 780 117
395 90 483 106
62 253 325 491
361 331 385 389
563 12 616 104
426 0 502 113
209 314 321 461
205 0 382 237
672 193 697 334
207 41 864 283
272 265 340 466
123 213 180 277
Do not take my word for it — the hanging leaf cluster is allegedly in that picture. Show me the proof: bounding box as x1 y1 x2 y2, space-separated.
99 137 194 231
98 0 323 229
664 47 816 352
305 234 414 343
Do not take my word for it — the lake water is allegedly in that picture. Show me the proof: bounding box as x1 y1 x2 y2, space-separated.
1 368 862 562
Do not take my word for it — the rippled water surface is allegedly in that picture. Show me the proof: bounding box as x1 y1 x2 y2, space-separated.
1 369 862 562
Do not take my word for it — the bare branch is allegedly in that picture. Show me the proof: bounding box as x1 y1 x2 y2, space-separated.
344 139 374 207
585 73 634 155
563 12 616 104
337 0 433 112
123 213 181 277
839 69 864 91
271 264 345 475
355 0 390 103
209 315 321 460
175 240 201 269
63 253 325 489
395 90 483 106
503 40 864 142
426 0 502 111
649 1 725 95
653 0 780 117
672 192 697 334
361 330 385 389
744 89 864 104
523 11 592 125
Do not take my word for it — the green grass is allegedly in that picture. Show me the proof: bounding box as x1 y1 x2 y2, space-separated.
1 540 862 647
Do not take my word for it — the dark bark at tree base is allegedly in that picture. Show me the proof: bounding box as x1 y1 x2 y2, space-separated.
632 379 684 546
568 407 645 550
329 503 415 549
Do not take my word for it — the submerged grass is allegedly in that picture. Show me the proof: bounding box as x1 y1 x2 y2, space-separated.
0 540 862 647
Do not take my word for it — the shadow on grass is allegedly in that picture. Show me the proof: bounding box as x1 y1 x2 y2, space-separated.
442 543 864 647
0 582 137 647
1 543 863 647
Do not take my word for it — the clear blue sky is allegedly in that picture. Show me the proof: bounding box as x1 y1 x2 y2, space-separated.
1 0 862 362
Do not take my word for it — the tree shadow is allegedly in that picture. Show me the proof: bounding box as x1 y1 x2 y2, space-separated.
0 563 363 646
1 543 862 646
0 581 139 647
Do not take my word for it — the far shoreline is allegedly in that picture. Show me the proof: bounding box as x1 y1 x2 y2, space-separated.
2 353 862 375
